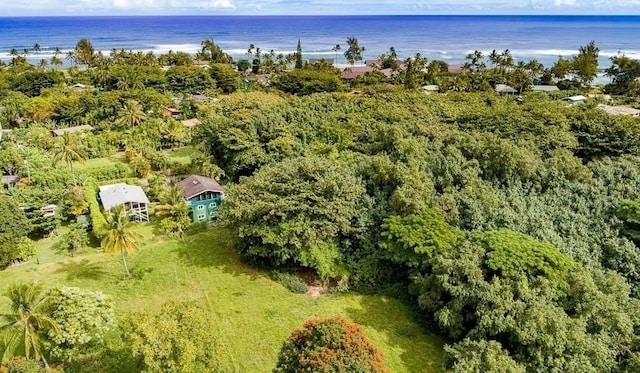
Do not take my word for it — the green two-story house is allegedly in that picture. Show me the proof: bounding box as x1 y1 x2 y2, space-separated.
177 175 225 222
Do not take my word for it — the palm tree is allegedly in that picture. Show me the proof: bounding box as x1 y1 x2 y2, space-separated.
0 282 59 368
344 37 365 66
155 186 189 219
32 43 41 57
52 132 87 170
116 100 146 127
332 44 341 65
102 205 142 277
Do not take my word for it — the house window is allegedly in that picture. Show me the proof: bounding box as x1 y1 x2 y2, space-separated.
209 202 217 209
197 214 206 221
197 205 205 210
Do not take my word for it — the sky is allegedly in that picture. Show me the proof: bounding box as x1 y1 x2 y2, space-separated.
3 0 640 16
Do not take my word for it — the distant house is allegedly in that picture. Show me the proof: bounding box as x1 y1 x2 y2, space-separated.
177 175 225 222
52 125 94 137
309 58 334 66
422 85 440 94
98 183 150 222
447 63 465 74
341 66 394 81
181 118 202 128
162 107 181 118
597 104 640 117
562 95 587 105
71 83 90 92
40 204 58 218
531 85 560 93
495 84 518 94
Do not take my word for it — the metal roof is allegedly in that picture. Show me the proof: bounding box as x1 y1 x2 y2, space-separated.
495 84 518 94
99 183 150 210
177 175 225 200
52 125 94 137
531 85 559 92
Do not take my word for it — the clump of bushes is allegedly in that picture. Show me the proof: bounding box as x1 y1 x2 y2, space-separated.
274 317 389 373
270 271 308 294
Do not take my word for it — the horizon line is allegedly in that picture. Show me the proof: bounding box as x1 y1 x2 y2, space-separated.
3 14 640 18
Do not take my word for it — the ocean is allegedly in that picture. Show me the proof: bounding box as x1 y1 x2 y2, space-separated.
0 15 639 68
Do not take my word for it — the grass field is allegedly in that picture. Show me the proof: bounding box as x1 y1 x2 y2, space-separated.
73 147 194 171
0 226 445 373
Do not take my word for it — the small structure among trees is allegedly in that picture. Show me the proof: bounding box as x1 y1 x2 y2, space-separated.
177 175 224 222
98 183 150 222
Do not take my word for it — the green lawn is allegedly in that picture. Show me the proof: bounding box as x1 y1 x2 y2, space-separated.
73 147 193 171
163 147 193 165
0 227 445 373
73 152 128 170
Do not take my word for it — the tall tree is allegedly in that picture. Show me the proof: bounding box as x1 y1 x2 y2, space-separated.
331 44 341 65
0 282 59 368
73 38 95 67
52 132 87 170
551 56 572 81
572 40 599 86
344 37 365 66
32 43 41 57
116 99 146 128
295 39 303 69
101 205 142 278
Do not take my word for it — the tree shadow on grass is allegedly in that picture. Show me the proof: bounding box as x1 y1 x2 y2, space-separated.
174 227 262 280
346 295 446 373
54 258 111 281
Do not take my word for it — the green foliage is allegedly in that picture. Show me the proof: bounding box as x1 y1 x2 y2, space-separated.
209 63 238 93
54 225 88 257
274 317 389 373
47 287 115 360
124 301 219 373
617 199 640 243
0 282 59 367
166 65 215 94
272 69 341 95
270 271 309 294
222 155 372 279
83 183 107 239
9 70 64 97
445 339 525 373
381 209 463 269
477 229 575 283
0 196 32 268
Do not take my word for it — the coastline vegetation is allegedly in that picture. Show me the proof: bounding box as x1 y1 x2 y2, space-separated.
1 36 640 372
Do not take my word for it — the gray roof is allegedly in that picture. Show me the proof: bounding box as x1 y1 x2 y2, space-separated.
99 183 150 210
52 125 94 137
563 95 587 102
495 84 518 94
422 85 439 92
1 175 19 185
178 175 225 200
597 104 640 116
532 85 559 92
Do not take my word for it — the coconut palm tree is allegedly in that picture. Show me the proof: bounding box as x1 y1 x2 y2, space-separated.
155 186 189 219
116 100 146 128
32 43 41 57
332 44 341 65
0 282 59 368
102 205 142 277
344 37 365 66
52 132 87 170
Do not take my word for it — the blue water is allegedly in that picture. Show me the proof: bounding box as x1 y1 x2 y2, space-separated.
0 16 639 67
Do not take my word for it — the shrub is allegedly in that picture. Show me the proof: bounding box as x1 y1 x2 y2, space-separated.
83 182 107 238
274 317 389 373
270 271 308 294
